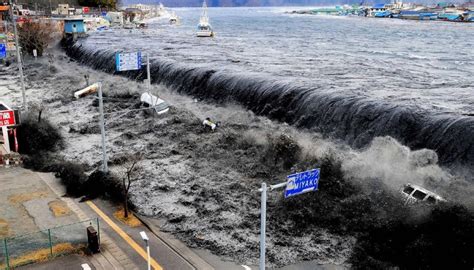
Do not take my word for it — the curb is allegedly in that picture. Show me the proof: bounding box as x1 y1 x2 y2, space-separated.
134 213 215 270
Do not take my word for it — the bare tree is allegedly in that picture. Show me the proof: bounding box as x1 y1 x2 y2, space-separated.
18 21 55 57
122 155 141 218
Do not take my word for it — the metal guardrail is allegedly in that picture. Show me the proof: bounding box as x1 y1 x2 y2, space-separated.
0 218 99 270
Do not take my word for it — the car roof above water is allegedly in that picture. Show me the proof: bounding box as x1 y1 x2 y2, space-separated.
401 183 446 204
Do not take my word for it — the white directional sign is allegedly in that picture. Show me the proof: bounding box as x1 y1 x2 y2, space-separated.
284 168 320 198
115 52 142 72
257 168 321 269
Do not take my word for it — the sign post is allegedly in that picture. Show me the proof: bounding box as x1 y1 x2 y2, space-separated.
0 43 6 59
146 53 151 91
115 51 155 110
257 168 320 269
259 182 267 270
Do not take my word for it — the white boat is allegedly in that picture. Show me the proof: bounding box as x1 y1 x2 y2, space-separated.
169 11 180 25
196 1 214 37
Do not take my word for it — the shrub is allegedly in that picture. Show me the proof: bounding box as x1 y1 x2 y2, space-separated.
16 112 63 154
55 162 86 196
83 170 123 200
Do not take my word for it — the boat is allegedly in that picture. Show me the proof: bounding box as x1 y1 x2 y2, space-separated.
169 11 180 25
438 8 468 21
399 9 438 20
196 1 214 37
466 11 474 22
374 10 392 17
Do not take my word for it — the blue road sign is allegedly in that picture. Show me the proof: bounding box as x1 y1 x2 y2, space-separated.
284 168 320 198
0 43 6 59
115 52 142 72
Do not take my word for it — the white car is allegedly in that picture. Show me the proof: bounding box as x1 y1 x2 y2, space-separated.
400 183 446 205
140 93 169 115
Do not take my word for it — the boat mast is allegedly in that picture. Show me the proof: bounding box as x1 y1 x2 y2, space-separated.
200 0 209 24
202 1 208 19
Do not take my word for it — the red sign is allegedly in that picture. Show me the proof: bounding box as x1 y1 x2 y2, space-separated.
0 110 15 127
83 7 90 13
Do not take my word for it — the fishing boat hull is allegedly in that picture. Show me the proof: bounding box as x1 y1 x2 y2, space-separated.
374 10 392 17
400 11 438 20
438 13 462 21
196 30 214 37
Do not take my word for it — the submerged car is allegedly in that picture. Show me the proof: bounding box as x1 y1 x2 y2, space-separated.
140 93 169 115
400 183 446 205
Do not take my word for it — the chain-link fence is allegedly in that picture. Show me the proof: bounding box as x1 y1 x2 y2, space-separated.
0 218 99 270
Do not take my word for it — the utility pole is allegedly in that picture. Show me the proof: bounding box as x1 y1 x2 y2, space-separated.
9 0 27 111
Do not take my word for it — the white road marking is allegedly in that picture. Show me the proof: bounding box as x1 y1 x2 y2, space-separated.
241 265 252 270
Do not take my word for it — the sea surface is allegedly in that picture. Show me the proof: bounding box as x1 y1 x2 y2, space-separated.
71 8 474 168
86 7 474 114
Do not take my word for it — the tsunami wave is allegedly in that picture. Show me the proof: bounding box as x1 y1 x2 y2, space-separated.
64 38 474 173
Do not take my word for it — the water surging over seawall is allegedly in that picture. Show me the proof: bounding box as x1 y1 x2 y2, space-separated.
65 39 474 172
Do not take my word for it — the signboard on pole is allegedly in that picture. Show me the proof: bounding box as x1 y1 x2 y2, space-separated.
0 43 6 59
0 110 16 127
115 52 142 72
284 168 320 198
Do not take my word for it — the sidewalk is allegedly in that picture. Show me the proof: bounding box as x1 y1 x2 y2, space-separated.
2 167 248 270
0 167 132 270
39 171 209 270
38 172 137 270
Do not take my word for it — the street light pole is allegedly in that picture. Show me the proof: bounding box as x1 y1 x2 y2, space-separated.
8 0 27 111
140 231 151 270
146 240 151 270
98 83 108 173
